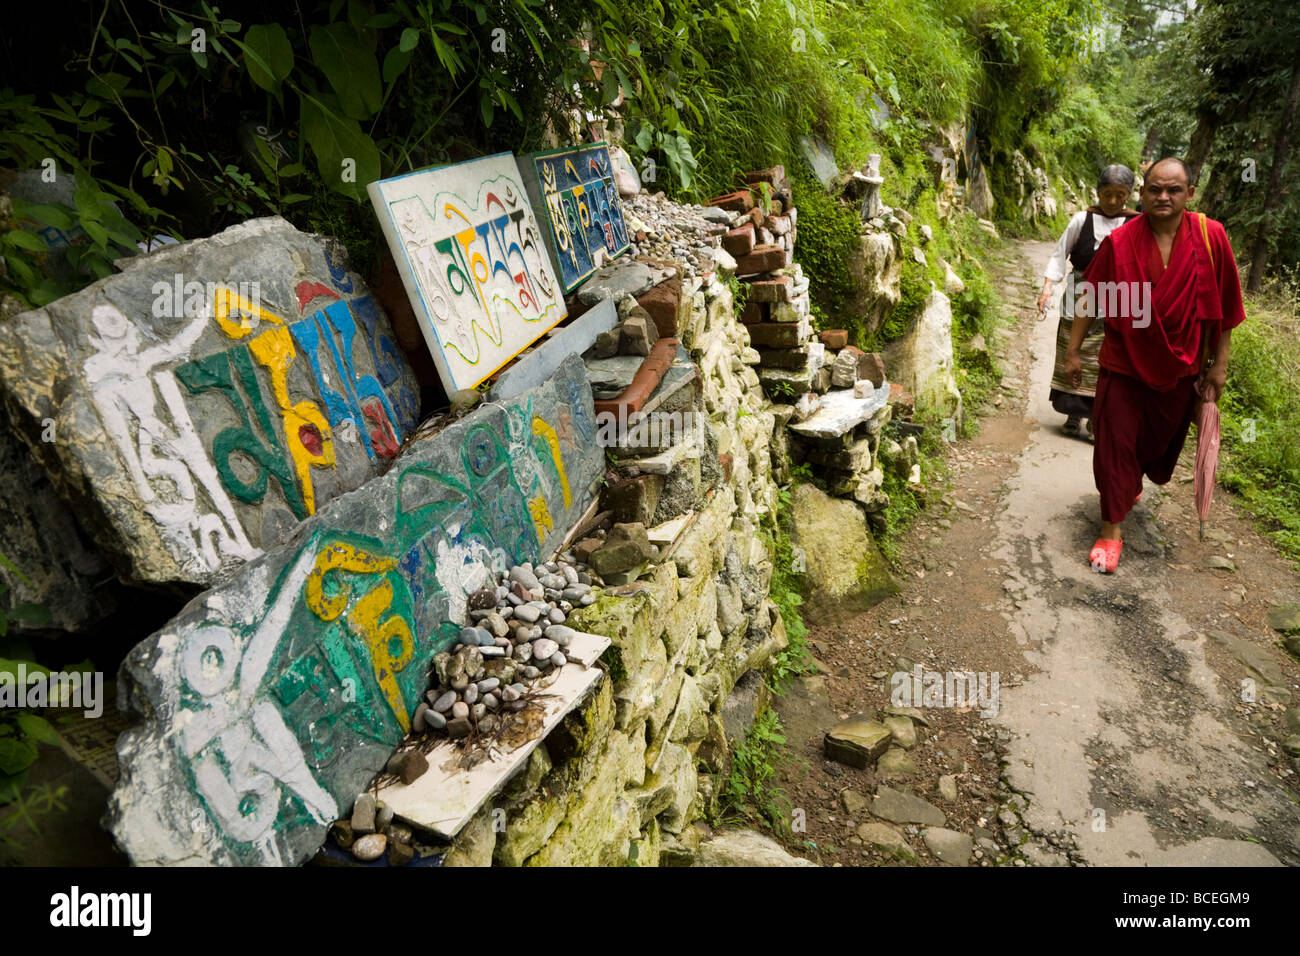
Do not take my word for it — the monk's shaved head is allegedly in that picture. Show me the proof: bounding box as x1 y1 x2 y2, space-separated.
1145 157 1191 184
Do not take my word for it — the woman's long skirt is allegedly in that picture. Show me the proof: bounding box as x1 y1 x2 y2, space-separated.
1049 273 1103 418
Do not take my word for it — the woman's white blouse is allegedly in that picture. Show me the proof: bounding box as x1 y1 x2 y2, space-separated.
1043 210 1135 283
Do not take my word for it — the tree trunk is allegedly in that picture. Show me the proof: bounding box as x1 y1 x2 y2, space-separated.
1201 152 1234 219
1185 109 1219 185
1141 125 1160 164
1247 64 1300 292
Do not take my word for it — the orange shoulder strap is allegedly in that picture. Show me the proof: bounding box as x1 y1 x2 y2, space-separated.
1198 212 1214 269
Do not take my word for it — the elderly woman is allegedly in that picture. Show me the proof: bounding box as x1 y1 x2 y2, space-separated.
1036 164 1139 438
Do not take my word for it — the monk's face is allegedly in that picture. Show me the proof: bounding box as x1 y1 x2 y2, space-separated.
1140 163 1194 222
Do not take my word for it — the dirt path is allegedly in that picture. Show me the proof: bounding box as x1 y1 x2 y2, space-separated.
773 238 1300 867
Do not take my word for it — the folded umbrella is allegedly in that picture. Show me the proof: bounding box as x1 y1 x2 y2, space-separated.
1194 396 1221 541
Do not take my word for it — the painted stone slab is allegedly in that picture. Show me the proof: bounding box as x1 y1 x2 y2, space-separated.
0 217 420 587
368 153 567 394
376 631 610 839
519 142 631 294
107 354 601 866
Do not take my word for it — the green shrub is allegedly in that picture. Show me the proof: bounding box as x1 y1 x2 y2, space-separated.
713 707 793 834
1218 302 1300 563
789 163 863 335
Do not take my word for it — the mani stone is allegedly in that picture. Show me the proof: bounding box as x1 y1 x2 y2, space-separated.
0 216 421 586
351 833 387 862
831 347 864 388
618 313 658 357
106 353 601 866
385 749 429 785
824 717 891 769
351 794 377 835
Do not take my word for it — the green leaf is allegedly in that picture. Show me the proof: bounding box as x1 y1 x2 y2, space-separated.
28 279 71 307
602 68 620 105
366 13 400 28
399 27 419 53
299 96 381 201
15 714 60 747
0 737 37 775
6 606 50 629
0 558 35 589
309 24 382 120
382 45 413 84
3 254 36 288
82 221 109 249
634 123 654 153
2 230 48 253
480 94 494 128
240 24 294 94
661 133 696 190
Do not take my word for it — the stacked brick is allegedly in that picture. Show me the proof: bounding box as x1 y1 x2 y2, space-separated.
706 167 828 402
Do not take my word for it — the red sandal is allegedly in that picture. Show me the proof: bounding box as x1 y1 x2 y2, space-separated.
1089 538 1122 573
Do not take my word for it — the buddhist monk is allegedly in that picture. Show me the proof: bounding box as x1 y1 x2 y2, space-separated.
1064 156 1246 573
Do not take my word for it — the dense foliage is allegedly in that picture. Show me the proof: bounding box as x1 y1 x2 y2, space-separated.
0 0 1132 311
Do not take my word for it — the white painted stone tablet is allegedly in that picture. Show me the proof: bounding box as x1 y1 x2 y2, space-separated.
368 153 567 393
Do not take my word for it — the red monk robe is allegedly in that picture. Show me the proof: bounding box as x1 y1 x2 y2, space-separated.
1082 211 1246 524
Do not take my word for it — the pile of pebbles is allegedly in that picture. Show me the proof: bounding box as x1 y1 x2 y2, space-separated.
622 191 738 278
413 559 598 741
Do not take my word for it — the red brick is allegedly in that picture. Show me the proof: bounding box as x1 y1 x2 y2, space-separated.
593 337 681 418
746 276 792 303
740 299 768 324
748 207 765 228
635 277 685 338
717 453 734 482
707 189 754 212
819 329 848 350
858 351 887 387
734 244 785 275
744 165 786 185
722 223 756 257
573 537 604 563
888 382 915 417
601 474 665 525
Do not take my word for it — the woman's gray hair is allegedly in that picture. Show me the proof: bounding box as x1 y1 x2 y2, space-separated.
1097 164 1135 189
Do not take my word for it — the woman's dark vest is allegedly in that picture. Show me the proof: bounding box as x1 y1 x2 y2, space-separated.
1068 206 1139 273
